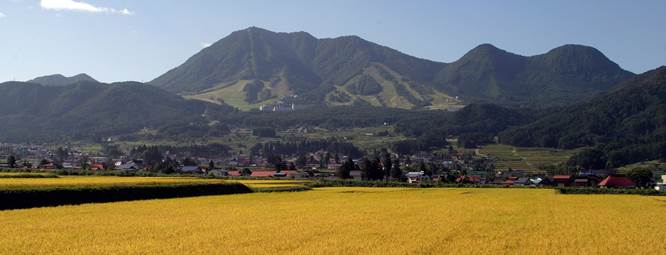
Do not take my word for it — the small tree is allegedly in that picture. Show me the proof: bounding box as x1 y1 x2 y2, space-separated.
360 157 372 180
7 155 16 168
208 160 216 170
390 159 402 179
337 158 354 179
628 168 654 188
182 157 198 166
39 159 50 168
383 153 393 181
241 168 252 177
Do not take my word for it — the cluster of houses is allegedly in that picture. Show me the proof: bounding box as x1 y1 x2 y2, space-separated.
2 142 664 190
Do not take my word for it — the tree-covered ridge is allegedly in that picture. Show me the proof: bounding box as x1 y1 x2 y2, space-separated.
28 73 98 87
0 81 233 143
150 27 633 108
435 44 634 105
500 66 666 167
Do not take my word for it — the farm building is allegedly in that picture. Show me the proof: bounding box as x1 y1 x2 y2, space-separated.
553 175 573 187
598 175 635 188
179 166 201 173
406 171 429 184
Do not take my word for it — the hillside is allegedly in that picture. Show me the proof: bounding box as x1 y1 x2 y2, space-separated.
151 27 633 109
435 44 634 105
0 81 233 142
500 66 666 167
28 73 98 86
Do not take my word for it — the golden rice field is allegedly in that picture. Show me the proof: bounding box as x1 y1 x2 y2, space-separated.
0 176 310 190
0 176 224 189
1 187 665 254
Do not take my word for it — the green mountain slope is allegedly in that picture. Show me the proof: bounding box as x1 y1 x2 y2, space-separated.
435 44 634 105
150 27 633 109
499 66 666 166
0 81 233 142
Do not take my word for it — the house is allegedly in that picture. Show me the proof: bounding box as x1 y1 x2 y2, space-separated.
455 175 482 184
62 162 76 169
573 175 601 187
349 170 363 180
406 171 429 184
553 175 573 187
251 171 276 178
180 165 201 173
513 177 530 186
655 175 666 191
327 163 342 171
598 175 635 188
117 161 140 171
90 163 105 171
529 177 545 186
207 169 228 177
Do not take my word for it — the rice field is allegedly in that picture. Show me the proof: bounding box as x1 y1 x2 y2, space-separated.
0 176 224 189
0 176 310 191
1 187 664 254
479 144 576 173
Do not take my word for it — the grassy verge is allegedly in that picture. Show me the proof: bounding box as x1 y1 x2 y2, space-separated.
0 183 252 210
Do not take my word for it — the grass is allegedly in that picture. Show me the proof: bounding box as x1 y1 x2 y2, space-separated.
0 187 664 254
185 80 283 111
479 144 576 173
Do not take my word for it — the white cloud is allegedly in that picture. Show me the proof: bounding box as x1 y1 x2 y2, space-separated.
201 42 212 48
40 0 134 15
0 12 6 18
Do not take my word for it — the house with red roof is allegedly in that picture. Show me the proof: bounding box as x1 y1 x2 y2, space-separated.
553 175 573 187
598 175 635 188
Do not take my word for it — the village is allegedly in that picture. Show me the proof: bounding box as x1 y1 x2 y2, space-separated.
1 142 664 190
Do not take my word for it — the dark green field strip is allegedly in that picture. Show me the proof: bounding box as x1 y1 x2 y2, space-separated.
557 187 666 196
250 186 312 193
0 183 252 210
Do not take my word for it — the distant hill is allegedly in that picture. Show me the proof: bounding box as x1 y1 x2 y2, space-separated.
150 27 633 109
0 81 233 142
435 44 634 105
28 73 98 86
500 66 666 167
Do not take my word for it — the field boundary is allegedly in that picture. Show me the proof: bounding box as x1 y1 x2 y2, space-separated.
556 187 666 196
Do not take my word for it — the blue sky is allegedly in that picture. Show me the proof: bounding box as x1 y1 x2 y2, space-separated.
0 0 664 83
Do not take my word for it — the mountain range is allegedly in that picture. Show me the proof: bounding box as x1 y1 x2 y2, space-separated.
150 27 634 109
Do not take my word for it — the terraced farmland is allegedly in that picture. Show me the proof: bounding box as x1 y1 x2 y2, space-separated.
479 144 576 173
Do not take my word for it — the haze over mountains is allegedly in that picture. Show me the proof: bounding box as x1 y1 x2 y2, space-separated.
151 27 634 109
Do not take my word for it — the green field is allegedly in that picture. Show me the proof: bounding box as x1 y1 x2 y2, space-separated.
479 144 576 173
